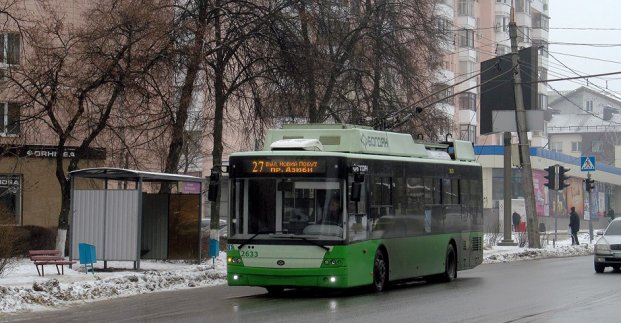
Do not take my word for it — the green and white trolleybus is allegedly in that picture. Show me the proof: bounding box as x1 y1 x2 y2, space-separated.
222 124 483 293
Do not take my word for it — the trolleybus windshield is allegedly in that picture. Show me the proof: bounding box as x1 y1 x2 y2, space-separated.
230 178 345 240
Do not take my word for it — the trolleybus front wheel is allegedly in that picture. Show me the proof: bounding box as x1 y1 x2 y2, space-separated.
372 249 388 292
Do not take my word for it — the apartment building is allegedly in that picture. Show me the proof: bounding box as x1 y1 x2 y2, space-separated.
435 0 550 147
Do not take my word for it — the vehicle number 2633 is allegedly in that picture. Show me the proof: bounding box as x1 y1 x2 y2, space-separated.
240 250 258 258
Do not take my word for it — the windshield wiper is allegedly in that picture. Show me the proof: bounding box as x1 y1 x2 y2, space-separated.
276 235 330 251
238 231 271 250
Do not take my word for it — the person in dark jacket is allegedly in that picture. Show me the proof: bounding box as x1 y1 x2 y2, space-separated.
569 207 580 245
512 211 521 232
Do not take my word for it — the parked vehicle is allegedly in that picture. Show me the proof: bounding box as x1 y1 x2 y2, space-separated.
594 218 621 273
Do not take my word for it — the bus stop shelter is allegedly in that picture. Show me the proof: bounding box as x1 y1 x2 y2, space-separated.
69 167 204 269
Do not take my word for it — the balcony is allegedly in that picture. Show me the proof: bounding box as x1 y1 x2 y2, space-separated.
434 1 454 19
531 28 548 42
458 47 478 62
457 16 476 29
459 109 477 125
434 69 455 85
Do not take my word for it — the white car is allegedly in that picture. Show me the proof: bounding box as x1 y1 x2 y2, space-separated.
593 218 621 273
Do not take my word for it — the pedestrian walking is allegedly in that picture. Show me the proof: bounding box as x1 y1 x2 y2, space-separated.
512 211 520 232
569 207 580 245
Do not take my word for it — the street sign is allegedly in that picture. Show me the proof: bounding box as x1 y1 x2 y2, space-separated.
580 156 596 172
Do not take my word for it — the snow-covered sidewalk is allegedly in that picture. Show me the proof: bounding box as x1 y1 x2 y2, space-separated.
0 234 596 314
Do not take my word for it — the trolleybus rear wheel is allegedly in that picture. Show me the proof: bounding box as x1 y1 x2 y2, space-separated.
372 249 387 292
443 244 457 282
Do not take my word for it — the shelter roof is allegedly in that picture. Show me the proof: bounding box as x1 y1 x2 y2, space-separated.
69 167 203 183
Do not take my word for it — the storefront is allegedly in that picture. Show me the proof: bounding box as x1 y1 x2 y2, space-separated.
0 145 105 228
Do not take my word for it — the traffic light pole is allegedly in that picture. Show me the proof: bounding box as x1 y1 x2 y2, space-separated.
588 172 593 242
509 14 540 248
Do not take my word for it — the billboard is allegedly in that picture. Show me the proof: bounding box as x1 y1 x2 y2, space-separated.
480 47 539 134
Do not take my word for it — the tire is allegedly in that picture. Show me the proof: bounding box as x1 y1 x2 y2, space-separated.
372 249 388 292
441 244 457 282
594 262 605 274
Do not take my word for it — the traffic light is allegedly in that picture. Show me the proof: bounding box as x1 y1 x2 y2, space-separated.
558 166 570 190
544 165 557 190
585 178 595 192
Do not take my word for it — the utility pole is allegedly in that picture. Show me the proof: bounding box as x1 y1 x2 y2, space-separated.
509 7 540 248
499 132 516 245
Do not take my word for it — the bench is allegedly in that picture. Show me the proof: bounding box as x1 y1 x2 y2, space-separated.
28 250 76 277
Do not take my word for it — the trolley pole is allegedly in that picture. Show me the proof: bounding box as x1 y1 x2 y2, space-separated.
509 9 540 248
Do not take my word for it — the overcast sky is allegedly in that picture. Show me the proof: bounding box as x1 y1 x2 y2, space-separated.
548 0 621 94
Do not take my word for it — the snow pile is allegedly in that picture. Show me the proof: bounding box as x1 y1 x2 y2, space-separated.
484 244 593 263
0 234 598 314
0 254 227 314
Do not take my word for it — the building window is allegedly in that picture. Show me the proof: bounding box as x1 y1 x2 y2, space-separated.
571 142 581 152
0 33 20 65
550 142 562 153
458 60 476 77
0 174 21 225
538 67 548 84
533 13 549 31
516 0 530 15
432 83 454 105
457 0 474 17
517 26 530 43
592 140 603 153
496 44 510 56
437 17 453 44
538 94 548 109
585 100 593 112
459 92 477 111
533 39 548 57
0 102 20 136
459 29 475 48
459 124 476 142
495 16 509 32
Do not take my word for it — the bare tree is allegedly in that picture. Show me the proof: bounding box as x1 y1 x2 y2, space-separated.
7 0 171 246
258 0 450 139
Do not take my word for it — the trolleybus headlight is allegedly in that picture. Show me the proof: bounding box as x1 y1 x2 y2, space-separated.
324 260 329 265
329 276 337 283
228 257 243 264
233 274 239 280
331 260 336 265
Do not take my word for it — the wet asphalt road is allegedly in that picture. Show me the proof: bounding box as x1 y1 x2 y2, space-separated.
5 255 619 323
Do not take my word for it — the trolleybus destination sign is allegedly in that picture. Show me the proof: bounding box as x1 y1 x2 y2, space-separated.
247 159 326 174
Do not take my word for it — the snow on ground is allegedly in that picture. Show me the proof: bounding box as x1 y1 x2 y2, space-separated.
0 233 597 315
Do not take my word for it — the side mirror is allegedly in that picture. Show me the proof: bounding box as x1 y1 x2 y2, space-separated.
350 182 361 202
596 230 604 236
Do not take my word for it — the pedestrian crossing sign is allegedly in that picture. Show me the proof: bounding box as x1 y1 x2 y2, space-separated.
580 156 596 172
